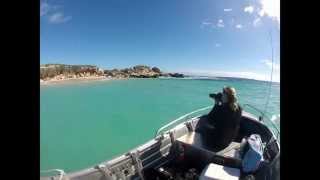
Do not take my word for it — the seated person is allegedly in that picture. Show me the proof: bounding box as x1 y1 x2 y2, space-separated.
206 86 242 151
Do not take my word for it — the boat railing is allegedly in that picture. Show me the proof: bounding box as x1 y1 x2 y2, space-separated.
155 104 280 142
40 169 65 180
242 104 280 142
155 105 212 137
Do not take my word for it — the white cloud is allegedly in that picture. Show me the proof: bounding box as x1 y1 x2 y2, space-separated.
217 19 224 28
202 22 211 25
236 24 243 29
253 18 261 27
244 6 254 14
224 8 232 12
243 0 280 27
177 69 272 82
201 20 212 29
230 18 235 25
173 62 281 82
258 0 280 23
49 12 72 24
41 1 72 24
40 2 50 16
215 43 221 47
261 59 280 82
258 10 265 17
262 59 280 71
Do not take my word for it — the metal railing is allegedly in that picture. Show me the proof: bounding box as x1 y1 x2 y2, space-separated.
242 103 280 142
155 105 212 137
155 104 280 142
40 169 66 180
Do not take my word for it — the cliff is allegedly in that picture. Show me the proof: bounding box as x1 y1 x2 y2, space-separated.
40 64 104 81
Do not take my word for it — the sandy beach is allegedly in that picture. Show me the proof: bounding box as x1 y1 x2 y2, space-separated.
40 76 112 85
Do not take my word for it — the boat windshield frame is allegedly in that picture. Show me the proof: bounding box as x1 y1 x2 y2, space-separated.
242 103 280 143
155 105 212 137
155 104 280 143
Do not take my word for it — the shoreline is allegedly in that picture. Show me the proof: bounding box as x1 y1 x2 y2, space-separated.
40 76 113 85
40 64 186 85
39 76 173 86
40 76 163 86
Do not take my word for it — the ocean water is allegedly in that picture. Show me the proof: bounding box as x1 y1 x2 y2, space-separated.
40 78 280 173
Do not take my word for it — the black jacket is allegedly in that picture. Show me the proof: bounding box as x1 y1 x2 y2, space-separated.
207 103 242 149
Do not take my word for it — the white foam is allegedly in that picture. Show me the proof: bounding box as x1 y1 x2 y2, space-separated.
271 114 280 124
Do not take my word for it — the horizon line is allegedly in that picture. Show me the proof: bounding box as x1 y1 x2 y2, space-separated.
39 63 279 83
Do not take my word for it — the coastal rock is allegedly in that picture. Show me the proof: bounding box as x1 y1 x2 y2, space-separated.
40 64 103 81
98 68 104 75
152 67 161 73
160 73 170 77
40 64 184 81
103 69 130 78
103 65 161 78
129 65 160 78
169 73 184 78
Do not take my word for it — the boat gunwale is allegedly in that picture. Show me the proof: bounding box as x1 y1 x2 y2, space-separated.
41 110 280 179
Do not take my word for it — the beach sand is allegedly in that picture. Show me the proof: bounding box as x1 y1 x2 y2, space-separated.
40 76 112 85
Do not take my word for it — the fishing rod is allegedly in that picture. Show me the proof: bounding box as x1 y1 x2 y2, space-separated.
263 29 275 117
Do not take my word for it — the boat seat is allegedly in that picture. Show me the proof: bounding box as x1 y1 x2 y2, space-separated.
211 142 242 168
176 131 212 152
177 132 241 156
216 142 241 160
199 163 240 180
176 132 243 168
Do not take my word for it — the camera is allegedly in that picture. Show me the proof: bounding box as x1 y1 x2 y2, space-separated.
209 92 222 102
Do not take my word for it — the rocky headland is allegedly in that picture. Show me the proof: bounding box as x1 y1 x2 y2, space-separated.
40 64 184 84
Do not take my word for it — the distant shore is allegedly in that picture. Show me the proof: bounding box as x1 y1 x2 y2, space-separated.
40 64 185 85
40 76 112 85
39 75 164 85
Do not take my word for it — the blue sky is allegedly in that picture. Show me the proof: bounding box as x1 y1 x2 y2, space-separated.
40 0 280 82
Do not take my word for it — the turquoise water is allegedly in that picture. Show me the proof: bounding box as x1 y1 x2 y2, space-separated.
40 78 280 173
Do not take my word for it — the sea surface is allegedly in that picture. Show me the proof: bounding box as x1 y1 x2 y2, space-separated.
40 78 280 173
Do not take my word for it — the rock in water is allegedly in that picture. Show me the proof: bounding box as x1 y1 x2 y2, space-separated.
152 67 161 73
169 73 184 78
